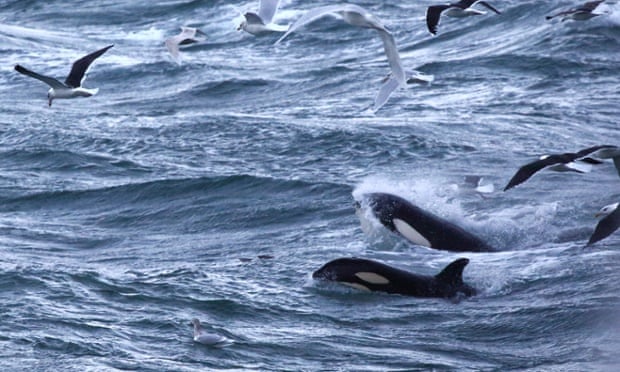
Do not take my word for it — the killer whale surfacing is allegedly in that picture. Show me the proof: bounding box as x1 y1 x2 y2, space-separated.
358 192 494 253
313 257 476 299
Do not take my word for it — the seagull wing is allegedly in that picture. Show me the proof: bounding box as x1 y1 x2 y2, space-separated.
373 75 400 112
65 44 113 88
179 27 200 40
275 5 353 44
376 29 405 86
587 207 620 246
579 157 604 165
475 1 501 14
426 5 451 35
195 333 228 345
14 64 66 89
580 0 605 12
457 0 478 8
547 1 603 20
613 157 620 177
165 36 183 64
258 0 280 23
576 145 615 158
503 154 567 191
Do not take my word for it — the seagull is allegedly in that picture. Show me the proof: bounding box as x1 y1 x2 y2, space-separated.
165 27 206 64
503 145 616 191
237 0 288 35
191 318 231 346
546 0 606 21
14 45 113 107
426 0 501 35
587 202 620 246
275 4 407 112
374 70 434 112
588 145 620 177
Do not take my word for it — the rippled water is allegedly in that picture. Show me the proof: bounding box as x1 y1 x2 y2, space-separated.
1 1 619 370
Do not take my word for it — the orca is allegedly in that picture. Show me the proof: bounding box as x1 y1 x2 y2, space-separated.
357 192 494 252
312 257 476 299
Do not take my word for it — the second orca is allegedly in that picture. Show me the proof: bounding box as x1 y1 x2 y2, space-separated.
313 257 477 299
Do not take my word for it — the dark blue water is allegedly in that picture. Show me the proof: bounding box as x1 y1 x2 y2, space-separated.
1 1 619 370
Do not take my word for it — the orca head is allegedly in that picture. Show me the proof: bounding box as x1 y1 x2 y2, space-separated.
313 258 351 281
313 258 388 292
434 258 476 297
363 193 399 231
364 193 433 247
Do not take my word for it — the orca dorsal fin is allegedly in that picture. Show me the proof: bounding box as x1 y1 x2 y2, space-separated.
435 258 469 286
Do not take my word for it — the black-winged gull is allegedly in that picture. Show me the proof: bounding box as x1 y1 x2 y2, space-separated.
15 45 113 107
503 145 617 191
587 202 620 246
426 0 501 35
546 0 606 22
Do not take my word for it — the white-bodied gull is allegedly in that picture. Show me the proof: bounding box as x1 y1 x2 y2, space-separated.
191 318 231 346
165 27 206 64
15 45 113 107
503 145 615 191
374 70 434 112
587 202 620 246
275 4 407 112
237 0 288 35
426 0 501 35
546 0 606 21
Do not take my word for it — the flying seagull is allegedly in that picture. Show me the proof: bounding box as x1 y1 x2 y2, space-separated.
503 145 616 191
15 45 113 107
237 0 288 35
165 27 206 64
426 0 501 35
191 319 231 346
275 4 407 112
587 202 620 246
588 145 620 177
546 0 606 21
373 70 434 112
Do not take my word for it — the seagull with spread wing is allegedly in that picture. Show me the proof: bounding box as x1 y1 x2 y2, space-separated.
503 145 616 191
546 0 606 22
15 45 113 107
237 0 288 35
587 202 620 246
426 0 501 35
275 4 409 112
165 27 206 64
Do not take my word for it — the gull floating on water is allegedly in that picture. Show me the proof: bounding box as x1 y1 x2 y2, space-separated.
587 202 620 246
546 0 606 22
165 27 206 64
191 318 231 346
426 0 501 35
14 45 113 107
237 0 288 35
275 4 407 112
503 145 616 191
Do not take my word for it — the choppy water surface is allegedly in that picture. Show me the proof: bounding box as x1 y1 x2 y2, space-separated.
1 1 619 370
